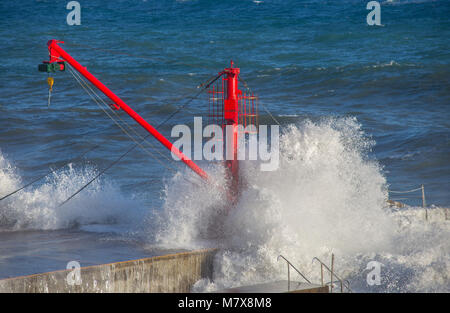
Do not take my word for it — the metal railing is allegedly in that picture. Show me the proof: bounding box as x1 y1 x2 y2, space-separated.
312 254 351 293
388 184 427 219
277 255 311 291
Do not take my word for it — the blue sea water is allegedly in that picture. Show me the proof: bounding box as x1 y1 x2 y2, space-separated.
0 0 449 292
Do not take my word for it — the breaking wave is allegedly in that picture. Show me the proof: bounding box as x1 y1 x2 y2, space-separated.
1 115 448 292
0 152 146 231
154 116 449 292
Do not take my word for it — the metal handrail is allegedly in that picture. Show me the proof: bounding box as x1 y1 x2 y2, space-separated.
387 184 427 219
277 255 311 291
312 256 352 293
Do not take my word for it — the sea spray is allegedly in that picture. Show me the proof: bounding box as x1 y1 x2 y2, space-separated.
153 164 229 249
155 117 449 292
0 151 146 231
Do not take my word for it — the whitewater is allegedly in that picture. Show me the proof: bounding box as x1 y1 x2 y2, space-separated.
1 116 447 292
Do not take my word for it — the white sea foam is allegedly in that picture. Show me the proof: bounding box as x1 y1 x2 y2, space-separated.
1 114 448 292
0 152 146 231
277 114 299 117
154 117 449 292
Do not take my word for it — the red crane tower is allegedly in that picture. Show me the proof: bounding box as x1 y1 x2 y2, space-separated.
207 61 258 200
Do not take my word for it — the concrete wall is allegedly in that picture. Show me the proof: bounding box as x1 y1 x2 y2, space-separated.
409 207 449 222
0 249 217 293
387 201 449 221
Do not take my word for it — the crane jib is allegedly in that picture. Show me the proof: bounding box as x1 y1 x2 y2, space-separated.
40 39 209 182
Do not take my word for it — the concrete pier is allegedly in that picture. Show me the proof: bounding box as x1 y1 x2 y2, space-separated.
0 249 217 293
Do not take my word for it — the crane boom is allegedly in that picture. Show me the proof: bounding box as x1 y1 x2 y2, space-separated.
41 40 209 181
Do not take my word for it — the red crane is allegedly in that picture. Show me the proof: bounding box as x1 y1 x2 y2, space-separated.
39 40 258 200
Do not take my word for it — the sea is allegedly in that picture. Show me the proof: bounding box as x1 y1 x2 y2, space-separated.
0 0 449 292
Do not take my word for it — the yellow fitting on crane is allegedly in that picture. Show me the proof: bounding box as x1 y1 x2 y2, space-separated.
47 77 54 107
47 77 54 91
